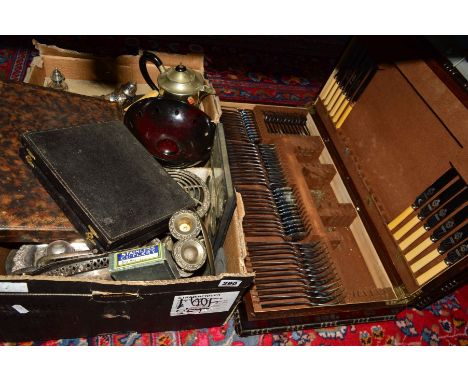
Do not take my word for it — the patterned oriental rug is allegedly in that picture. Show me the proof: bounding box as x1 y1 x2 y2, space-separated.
0 36 467 346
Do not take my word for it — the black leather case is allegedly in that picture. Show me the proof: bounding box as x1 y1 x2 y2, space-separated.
20 120 195 251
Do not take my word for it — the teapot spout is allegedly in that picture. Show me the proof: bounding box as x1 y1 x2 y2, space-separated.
198 84 216 102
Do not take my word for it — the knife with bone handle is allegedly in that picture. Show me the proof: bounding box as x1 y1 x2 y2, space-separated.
416 240 468 286
387 168 459 231
410 223 468 272
405 205 467 262
330 54 374 118
334 60 377 129
322 44 366 105
319 38 358 100
330 56 377 124
398 187 467 249
326 45 369 110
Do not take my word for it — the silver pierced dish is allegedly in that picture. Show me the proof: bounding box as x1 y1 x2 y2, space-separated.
166 169 210 217
43 255 110 277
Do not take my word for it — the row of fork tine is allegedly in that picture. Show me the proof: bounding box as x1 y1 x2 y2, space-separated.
226 142 270 186
237 185 310 241
257 145 310 239
221 108 260 143
246 241 344 308
272 187 311 241
226 140 311 241
239 186 286 239
263 111 310 136
258 144 288 188
240 109 261 143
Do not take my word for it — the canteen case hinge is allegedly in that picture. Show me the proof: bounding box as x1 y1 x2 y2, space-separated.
85 225 99 243
25 148 36 168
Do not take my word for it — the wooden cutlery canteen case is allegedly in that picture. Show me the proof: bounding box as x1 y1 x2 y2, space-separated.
224 36 468 335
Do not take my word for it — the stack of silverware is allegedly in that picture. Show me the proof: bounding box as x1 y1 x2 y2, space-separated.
223 107 343 310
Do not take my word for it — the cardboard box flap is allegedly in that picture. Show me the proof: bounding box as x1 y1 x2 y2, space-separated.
33 39 97 59
33 40 205 73
25 42 220 123
0 273 254 295
120 50 205 73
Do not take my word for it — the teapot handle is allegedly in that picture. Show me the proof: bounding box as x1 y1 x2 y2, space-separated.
139 51 165 91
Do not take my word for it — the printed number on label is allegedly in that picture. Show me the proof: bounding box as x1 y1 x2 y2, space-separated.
218 280 242 287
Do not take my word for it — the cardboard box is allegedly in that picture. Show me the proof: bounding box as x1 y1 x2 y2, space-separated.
0 43 253 342
0 193 254 342
24 40 222 123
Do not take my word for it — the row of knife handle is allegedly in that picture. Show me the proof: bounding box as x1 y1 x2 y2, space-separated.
387 168 467 286
318 41 376 129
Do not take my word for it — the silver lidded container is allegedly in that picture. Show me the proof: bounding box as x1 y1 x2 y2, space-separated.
46 68 68 91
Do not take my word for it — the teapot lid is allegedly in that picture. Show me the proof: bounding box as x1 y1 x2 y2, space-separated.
159 64 206 96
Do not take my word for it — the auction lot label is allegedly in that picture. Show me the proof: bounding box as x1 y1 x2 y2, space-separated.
170 291 240 316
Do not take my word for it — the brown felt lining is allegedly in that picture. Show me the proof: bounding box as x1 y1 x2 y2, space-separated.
245 134 390 309
338 63 462 221
316 58 466 294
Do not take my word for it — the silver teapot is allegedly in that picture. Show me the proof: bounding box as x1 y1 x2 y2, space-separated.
139 51 215 106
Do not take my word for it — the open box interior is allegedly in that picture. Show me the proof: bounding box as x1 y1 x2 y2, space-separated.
0 191 251 284
0 79 255 340
0 42 250 291
24 40 221 123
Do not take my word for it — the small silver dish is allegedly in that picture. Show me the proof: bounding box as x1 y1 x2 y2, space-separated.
172 238 207 272
169 209 201 240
